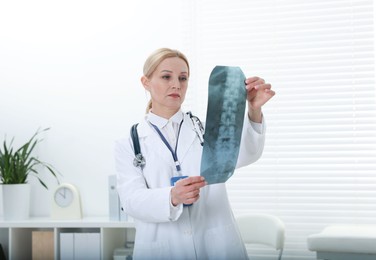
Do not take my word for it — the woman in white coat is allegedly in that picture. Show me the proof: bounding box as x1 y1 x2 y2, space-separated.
115 48 275 259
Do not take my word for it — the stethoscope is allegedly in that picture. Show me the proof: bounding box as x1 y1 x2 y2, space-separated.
131 112 204 169
187 111 204 146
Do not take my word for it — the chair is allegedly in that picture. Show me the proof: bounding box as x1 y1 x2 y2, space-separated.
236 213 285 260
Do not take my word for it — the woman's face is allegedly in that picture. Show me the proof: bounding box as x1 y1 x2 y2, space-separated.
142 57 189 118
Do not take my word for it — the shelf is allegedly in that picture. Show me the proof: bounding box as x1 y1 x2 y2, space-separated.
0 216 135 228
0 217 135 260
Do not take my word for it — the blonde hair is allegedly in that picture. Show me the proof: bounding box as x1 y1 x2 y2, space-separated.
143 48 190 113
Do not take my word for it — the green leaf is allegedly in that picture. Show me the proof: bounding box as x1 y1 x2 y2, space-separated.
0 128 61 189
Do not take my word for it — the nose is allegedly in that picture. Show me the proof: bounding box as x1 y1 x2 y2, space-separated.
170 78 181 89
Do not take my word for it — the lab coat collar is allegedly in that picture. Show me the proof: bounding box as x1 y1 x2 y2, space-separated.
136 111 196 165
147 111 184 129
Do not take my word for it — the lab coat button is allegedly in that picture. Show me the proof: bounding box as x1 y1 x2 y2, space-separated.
184 230 192 236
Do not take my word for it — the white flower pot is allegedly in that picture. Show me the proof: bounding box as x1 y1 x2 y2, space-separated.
2 184 30 220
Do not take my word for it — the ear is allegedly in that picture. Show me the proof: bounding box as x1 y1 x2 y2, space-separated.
141 76 150 91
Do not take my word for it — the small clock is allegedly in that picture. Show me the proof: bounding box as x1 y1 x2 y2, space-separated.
51 183 82 220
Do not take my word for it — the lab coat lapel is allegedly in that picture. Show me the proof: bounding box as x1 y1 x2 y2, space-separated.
137 120 173 166
177 114 196 164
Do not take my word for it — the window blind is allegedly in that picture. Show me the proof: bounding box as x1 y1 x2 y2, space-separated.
181 0 376 259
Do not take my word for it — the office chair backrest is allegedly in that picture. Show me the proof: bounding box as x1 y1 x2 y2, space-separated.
236 213 285 250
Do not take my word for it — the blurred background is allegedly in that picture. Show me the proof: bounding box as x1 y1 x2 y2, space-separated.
1 0 375 259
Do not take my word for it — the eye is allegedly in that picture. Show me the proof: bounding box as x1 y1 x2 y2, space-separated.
162 75 171 80
179 76 188 81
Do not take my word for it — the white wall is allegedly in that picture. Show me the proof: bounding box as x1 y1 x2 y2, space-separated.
0 0 185 217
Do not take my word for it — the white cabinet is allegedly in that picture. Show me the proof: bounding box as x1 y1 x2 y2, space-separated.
0 217 135 260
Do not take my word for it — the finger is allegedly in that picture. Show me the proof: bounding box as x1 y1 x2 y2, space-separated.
247 84 272 95
188 198 198 204
185 182 206 193
246 79 265 90
173 188 198 203
187 189 200 199
256 83 272 91
185 193 200 204
177 176 205 186
245 77 260 84
265 89 276 97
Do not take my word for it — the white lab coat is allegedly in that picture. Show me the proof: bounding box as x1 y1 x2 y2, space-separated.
115 112 266 260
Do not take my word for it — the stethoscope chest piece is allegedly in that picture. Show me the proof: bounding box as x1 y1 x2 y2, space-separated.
133 153 146 168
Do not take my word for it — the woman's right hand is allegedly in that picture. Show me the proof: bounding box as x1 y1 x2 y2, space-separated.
171 176 207 206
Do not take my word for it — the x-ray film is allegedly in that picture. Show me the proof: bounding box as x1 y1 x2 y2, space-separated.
200 66 247 184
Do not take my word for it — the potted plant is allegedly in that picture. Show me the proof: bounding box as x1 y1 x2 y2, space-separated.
0 128 60 220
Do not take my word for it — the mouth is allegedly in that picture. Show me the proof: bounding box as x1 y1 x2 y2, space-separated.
168 93 181 98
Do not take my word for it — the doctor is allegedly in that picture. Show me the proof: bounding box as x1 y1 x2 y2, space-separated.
115 48 275 259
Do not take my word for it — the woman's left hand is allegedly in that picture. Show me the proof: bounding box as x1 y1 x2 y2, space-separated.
245 76 275 122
